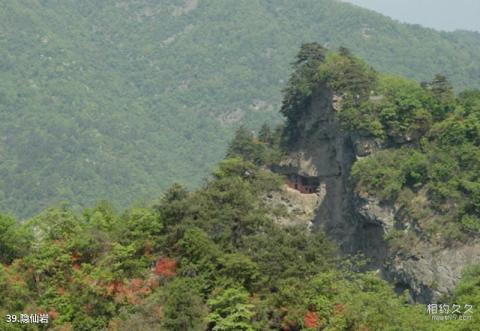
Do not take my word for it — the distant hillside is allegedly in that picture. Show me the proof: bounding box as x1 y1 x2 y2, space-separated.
1 0 480 217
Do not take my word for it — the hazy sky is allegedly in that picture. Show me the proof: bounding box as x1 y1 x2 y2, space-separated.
343 0 480 32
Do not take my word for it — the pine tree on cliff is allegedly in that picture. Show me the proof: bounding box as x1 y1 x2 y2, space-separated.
280 43 327 145
294 42 327 65
429 74 456 119
431 74 454 102
258 124 271 144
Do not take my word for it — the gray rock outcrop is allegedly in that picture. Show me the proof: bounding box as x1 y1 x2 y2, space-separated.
273 84 480 302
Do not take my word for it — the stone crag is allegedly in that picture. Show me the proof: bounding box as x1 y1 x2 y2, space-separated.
272 84 480 303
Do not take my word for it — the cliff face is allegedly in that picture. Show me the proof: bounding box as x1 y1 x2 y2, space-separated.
275 84 387 261
274 84 359 252
274 84 480 302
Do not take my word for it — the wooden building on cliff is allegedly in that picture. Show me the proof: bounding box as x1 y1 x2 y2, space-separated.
286 174 320 194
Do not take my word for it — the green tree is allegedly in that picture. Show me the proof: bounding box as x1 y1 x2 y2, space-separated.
431 74 455 103
429 74 456 119
226 126 267 165
0 214 31 263
280 43 327 144
161 279 207 331
257 124 271 144
218 253 261 291
155 183 189 228
207 287 255 331
294 42 327 66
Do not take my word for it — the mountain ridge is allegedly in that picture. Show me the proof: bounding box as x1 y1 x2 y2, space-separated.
2 0 480 217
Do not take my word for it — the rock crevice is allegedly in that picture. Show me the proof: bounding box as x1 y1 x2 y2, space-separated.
274 85 480 302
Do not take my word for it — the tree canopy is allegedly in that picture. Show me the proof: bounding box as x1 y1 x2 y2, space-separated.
2 0 480 218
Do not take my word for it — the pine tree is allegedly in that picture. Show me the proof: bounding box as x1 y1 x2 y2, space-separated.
431 74 454 103
258 124 271 144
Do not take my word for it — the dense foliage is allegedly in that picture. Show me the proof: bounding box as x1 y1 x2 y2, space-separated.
2 43 480 329
348 75 480 242
278 43 480 243
3 0 480 217
226 125 284 166
0 155 452 330
2 152 479 330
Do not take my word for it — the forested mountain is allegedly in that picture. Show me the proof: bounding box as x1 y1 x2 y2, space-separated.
2 41 480 330
2 0 480 217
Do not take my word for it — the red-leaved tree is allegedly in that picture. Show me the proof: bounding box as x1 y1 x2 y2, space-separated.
303 311 319 329
154 257 176 277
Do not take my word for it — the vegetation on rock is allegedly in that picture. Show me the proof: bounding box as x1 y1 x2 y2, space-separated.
280 43 480 242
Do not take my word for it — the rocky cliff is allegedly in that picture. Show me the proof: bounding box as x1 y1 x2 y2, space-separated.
273 84 480 303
